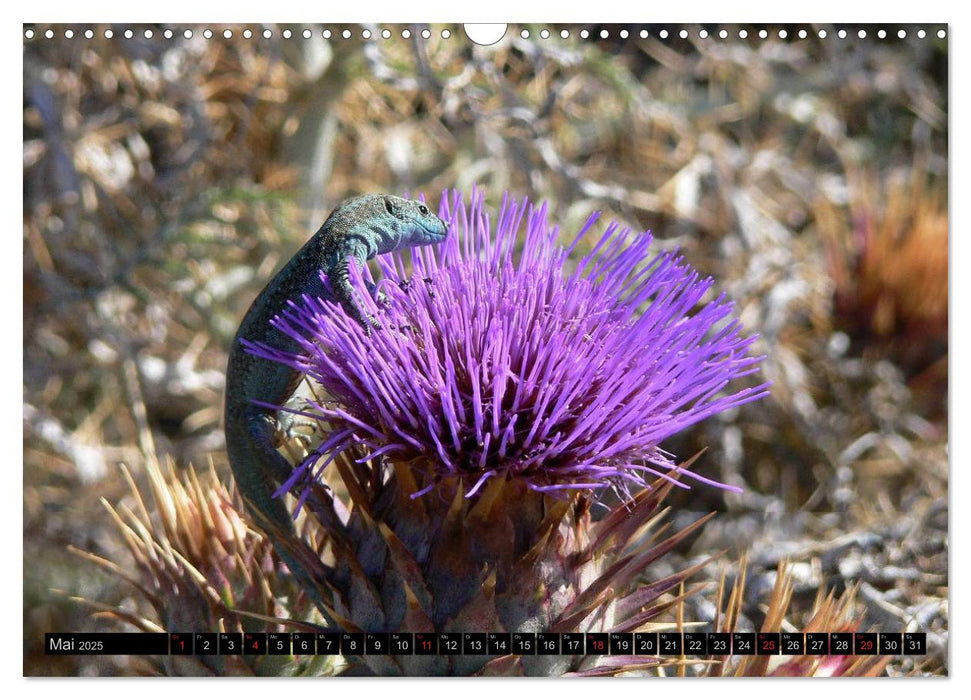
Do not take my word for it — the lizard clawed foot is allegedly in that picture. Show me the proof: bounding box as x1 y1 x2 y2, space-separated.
365 280 391 309
274 408 317 450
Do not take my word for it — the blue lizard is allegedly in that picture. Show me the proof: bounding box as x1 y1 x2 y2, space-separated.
224 194 448 603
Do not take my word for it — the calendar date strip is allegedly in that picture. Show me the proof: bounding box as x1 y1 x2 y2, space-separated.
45 631 926 656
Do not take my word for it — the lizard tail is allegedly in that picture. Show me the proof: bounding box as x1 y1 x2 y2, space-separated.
225 415 332 614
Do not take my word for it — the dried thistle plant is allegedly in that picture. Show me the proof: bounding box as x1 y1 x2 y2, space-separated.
818 164 947 376
706 557 892 677
71 456 333 676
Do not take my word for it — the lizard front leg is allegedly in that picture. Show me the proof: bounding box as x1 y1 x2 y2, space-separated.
328 253 383 333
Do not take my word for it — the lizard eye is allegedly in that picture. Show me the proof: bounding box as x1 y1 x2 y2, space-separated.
418 204 429 215
384 198 395 216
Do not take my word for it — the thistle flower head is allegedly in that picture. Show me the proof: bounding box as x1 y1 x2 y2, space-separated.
250 190 769 503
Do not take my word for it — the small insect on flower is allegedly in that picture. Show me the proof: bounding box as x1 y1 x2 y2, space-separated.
248 189 769 506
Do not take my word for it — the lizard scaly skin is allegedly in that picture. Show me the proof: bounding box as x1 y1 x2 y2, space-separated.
224 194 448 602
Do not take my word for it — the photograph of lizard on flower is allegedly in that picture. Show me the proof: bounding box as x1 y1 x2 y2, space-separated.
23 24 947 677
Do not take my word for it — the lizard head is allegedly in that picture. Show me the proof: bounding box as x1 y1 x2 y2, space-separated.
381 195 449 246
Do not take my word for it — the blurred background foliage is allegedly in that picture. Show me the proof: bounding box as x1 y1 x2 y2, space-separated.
23 24 946 675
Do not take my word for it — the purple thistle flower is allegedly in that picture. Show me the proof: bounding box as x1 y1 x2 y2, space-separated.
247 190 770 504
